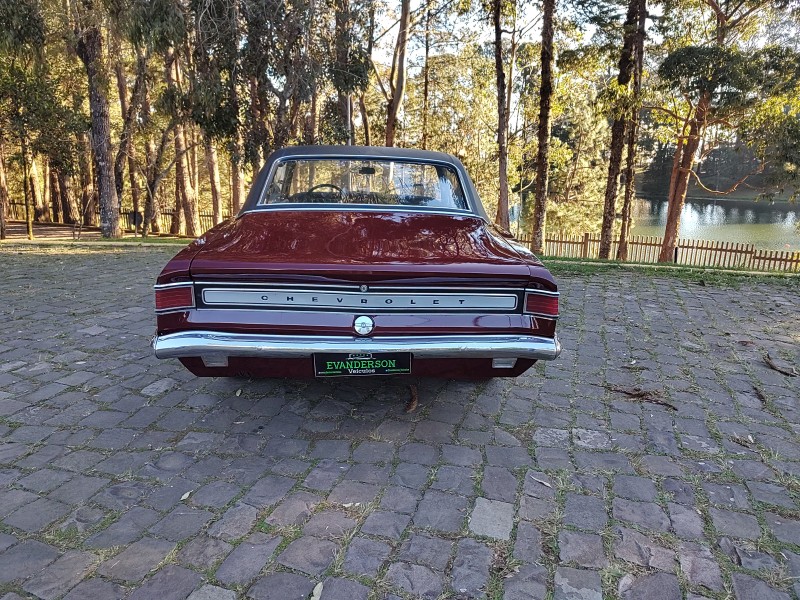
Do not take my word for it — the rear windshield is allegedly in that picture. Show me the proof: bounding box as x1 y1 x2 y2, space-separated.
259 158 469 211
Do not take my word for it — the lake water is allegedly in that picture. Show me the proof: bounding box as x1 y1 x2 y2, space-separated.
631 197 800 251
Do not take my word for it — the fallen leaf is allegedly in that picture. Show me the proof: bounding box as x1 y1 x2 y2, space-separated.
529 475 552 488
235 388 242 396
180 490 192 501
310 582 323 600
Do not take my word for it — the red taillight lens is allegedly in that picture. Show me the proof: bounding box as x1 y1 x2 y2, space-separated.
155 285 194 312
524 292 559 318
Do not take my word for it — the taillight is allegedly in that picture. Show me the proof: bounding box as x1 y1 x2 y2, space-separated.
524 291 559 318
155 284 195 313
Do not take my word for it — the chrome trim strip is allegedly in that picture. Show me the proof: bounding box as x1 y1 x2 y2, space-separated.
153 331 562 361
200 288 518 311
196 282 531 293
153 282 195 290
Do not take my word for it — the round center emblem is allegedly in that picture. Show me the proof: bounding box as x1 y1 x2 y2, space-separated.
354 316 374 336
359 284 369 293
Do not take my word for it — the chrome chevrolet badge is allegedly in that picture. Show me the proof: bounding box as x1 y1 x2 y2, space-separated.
354 316 374 336
359 284 369 293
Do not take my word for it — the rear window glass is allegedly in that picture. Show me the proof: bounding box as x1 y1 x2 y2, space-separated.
259 158 469 211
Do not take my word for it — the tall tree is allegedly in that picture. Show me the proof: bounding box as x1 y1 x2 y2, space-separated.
616 0 646 261
490 0 511 230
656 0 799 262
598 0 641 259
73 1 121 238
0 135 7 239
531 0 556 253
385 0 411 146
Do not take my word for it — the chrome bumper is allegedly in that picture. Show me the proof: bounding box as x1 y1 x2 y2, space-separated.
153 331 562 361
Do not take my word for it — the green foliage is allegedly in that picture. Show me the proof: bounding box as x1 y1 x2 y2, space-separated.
0 0 44 54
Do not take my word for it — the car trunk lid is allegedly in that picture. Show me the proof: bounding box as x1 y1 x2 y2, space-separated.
189 210 540 287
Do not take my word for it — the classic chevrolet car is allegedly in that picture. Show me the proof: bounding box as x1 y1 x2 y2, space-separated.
152 146 561 378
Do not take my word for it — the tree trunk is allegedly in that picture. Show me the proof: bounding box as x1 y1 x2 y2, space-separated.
58 170 80 224
164 48 202 237
492 0 510 230
205 135 223 224
77 134 96 226
385 0 411 147
30 156 49 222
598 0 640 259
335 0 352 144
359 95 371 146
304 90 319 145
76 24 121 237
142 136 162 236
114 50 146 232
531 0 556 254
20 135 33 239
658 93 710 262
231 133 246 213
0 136 8 239
171 174 185 235
617 0 647 261
421 5 432 150
50 166 63 223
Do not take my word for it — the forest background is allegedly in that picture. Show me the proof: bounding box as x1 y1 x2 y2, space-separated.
1 0 799 262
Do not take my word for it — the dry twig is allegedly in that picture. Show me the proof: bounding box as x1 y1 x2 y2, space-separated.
764 353 798 377
405 384 419 413
604 384 677 411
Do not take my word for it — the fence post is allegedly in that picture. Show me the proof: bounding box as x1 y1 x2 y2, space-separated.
582 233 590 258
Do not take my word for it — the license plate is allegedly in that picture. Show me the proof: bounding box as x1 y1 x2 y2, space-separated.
314 352 412 377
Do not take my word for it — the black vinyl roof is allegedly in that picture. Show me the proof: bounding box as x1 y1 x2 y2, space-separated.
269 145 462 165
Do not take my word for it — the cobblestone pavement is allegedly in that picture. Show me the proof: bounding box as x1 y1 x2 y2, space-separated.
0 246 799 600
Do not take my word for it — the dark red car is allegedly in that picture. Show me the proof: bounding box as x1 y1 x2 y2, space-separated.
153 146 561 378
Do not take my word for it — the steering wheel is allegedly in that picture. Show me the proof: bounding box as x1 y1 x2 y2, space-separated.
307 183 343 194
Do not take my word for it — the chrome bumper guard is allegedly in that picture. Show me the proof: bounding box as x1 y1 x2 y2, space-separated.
153 331 562 361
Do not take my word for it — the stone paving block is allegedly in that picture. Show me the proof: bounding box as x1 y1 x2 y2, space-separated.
513 521 542 563
342 536 391 578
62 578 127 600
187 585 237 600
215 532 281 586
278 536 338 576
703 482 750 509
22 550 98 600
190 481 241 509
558 530 607 569
85 506 160 548
265 491 322 526
563 494 607 530
731 573 791 600
431 465 475 496
247 572 315 600
319 577 370 600
451 538 491 597
678 542 724 592
128 564 202 600
503 563 548 600
0 540 59 583
397 533 452 570
614 475 657 502
380 485 421 514
614 526 676 571
328 480 381 505
360 510 411 539
178 535 233 570
148 506 214 541
668 502 705 540
619 572 681 600
612 498 670 530
97 537 176 581
554 567 602 600
719 537 778 571
709 507 761 539
4 497 71 532
385 562 442 599
208 502 259 541
415 489 468 533
303 510 357 539
482 466 518 502
242 474 296 508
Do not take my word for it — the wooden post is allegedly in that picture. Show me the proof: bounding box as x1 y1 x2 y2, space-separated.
582 232 590 258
